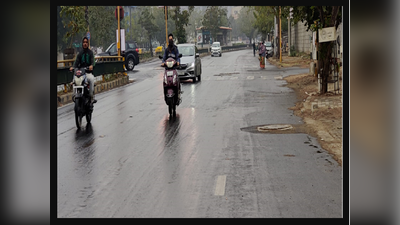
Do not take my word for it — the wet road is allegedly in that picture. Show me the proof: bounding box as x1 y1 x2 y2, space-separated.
57 49 342 218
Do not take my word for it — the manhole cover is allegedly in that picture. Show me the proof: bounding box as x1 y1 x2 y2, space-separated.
257 124 293 131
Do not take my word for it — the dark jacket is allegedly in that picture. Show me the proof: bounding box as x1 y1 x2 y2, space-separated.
73 48 95 72
162 45 180 64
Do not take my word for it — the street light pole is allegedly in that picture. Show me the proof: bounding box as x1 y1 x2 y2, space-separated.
117 6 121 57
279 6 282 63
165 6 168 48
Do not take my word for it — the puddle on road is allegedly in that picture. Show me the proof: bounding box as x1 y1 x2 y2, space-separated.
214 72 240 76
240 123 309 134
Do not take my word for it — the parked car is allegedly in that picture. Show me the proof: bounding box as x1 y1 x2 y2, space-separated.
265 41 274 57
211 41 222 57
96 42 140 71
176 44 202 82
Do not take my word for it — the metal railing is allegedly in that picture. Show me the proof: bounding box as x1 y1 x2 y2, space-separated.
197 44 249 54
57 56 125 92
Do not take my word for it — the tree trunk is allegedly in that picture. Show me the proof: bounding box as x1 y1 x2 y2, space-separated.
275 15 281 59
319 42 333 93
149 35 153 57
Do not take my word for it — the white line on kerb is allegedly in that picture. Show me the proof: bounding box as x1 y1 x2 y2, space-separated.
214 175 227 196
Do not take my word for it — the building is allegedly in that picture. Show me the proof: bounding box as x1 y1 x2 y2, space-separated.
288 20 343 60
196 26 232 46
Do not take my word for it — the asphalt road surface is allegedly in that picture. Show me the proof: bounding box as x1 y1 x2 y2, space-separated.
57 49 342 218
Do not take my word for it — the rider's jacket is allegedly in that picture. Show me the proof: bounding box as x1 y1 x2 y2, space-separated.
162 45 180 64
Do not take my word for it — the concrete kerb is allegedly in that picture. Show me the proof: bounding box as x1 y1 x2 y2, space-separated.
57 75 130 107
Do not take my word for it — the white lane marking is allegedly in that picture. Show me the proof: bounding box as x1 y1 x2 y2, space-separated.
217 76 224 80
247 76 254 80
261 76 268 79
230 76 238 80
214 175 227 196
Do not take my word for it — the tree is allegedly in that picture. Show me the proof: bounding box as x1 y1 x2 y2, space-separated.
59 6 87 48
228 15 240 41
202 6 228 42
138 7 159 57
285 6 342 93
250 6 274 41
171 6 194 44
88 6 117 48
237 7 256 44
186 7 204 43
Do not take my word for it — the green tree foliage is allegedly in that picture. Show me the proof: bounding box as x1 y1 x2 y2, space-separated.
250 6 274 41
186 7 204 43
284 6 342 93
138 7 159 56
228 15 240 40
88 6 117 48
237 7 257 43
59 6 87 48
171 6 194 44
202 6 228 42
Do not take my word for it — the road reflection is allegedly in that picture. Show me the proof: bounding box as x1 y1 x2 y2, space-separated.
73 123 96 177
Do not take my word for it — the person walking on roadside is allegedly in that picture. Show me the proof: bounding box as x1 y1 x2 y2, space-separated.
258 41 266 69
253 42 256 57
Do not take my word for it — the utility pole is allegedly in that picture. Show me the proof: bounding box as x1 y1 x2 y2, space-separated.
117 6 121 57
279 6 282 63
85 6 90 48
165 6 168 48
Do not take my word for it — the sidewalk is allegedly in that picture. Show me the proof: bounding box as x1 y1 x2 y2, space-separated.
268 55 343 166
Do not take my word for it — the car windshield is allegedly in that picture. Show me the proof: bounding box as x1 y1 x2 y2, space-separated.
105 43 115 52
177 46 195 56
127 43 136 49
265 42 272 47
212 43 220 47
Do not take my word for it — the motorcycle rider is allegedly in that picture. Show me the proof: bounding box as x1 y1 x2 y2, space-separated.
162 33 180 67
161 33 182 102
70 36 97 104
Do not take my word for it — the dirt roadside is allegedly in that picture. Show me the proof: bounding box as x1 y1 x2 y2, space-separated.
268 55 343 166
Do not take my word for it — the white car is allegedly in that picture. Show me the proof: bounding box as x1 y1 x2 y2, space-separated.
211 42 222 57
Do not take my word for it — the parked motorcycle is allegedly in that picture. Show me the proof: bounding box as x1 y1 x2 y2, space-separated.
71 67 93 129
159 54 182 117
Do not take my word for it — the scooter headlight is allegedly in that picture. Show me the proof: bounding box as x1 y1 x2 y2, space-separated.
166 61 174 68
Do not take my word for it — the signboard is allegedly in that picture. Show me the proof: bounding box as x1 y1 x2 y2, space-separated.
86 31 90 40
197 33 203 44
318 27 336 43
116 29 126 51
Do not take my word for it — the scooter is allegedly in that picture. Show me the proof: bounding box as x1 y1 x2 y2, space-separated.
159 54 182 117
71 67 93 129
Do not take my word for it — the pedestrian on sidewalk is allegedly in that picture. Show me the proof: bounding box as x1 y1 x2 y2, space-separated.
258 41 266 69
253 42 256 57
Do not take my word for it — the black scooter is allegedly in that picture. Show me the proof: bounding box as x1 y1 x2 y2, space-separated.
71 67 93 129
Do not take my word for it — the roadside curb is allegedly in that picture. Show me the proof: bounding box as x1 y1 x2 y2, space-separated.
57 76 131 108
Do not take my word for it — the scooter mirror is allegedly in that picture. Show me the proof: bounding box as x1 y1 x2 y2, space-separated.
178 53 182 58
159 55 163 59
